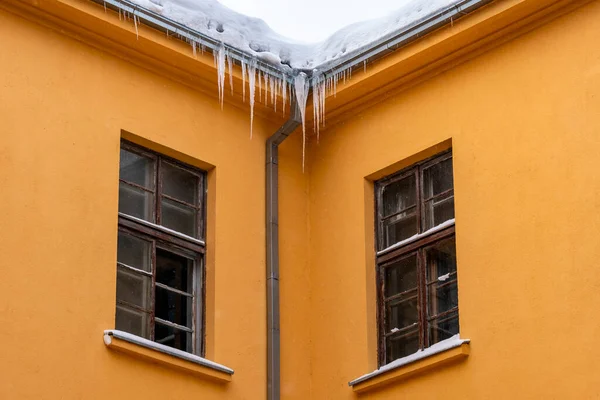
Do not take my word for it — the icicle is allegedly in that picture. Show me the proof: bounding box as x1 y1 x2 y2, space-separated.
134 15 139 39
270 76 275 109
104 1 107 12
241 61 247 103
281 77 288 116
264 73 269 105
258 70 262 103
192 41 197 58
364 60 367 73
294 73 310 171
215 45 226 110
226 54 234 96
119 8 122 20
247 59 257 138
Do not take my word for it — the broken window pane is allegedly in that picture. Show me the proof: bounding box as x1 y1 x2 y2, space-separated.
384 254 417 297
382 174 416 217
120 149 155 189
162 163 199 205
117 232 152 272
161 198 197 237
119 182 154 222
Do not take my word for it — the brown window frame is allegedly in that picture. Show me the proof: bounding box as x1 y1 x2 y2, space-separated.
117 140 207 357
375 149 457 366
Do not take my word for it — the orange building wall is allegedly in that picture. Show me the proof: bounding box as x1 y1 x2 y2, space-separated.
0 7 311 400
307 0 600 398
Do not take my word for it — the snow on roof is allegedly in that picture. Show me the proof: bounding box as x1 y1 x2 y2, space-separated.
129 0 461 70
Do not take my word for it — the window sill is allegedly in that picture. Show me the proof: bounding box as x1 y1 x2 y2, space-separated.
103 330 233 383
349 335 470 393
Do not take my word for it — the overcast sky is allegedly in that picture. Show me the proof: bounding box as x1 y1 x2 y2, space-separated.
217 0 405 43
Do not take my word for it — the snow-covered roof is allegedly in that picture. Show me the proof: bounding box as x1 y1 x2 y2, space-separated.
129 0 465 71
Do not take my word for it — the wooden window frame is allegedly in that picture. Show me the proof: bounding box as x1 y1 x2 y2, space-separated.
117 140 207 357
375 149 457 367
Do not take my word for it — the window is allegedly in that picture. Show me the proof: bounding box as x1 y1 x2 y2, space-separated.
375 150 458 366
115 140 206 356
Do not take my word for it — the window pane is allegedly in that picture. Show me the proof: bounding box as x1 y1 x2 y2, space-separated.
423 193 455 230
383 212 417 248
386 297 419 332
423 158 453 199
386 329 419 362
156 248 193 292
384 254 417 297
426 238 458 317
117 232 152 272
115 304 150 339
120 149 155 189
116 266 152 310
382 174 416 217
161 198 197 237
428 313 459 345
425 237 457 281
162 163 199 205
119 182 154 222
155 322 192 352
155 286 193 328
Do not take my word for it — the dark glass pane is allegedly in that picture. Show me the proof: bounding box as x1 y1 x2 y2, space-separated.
386 298 419 332
155 286 192 328
424 194 454 230
117 231 152 272
115 304 150 339
161 198 197 237
425 237 457 282
423 158 453 199
382 175 416 217
383 213 417 248
426 238 458 317
156 248 193 292
386 329 419 362
162 163 199 205
429 314 459 345
119 149 154 189
116 266 151 310
155 322 192 352
119 182 154 222
384 254 417 297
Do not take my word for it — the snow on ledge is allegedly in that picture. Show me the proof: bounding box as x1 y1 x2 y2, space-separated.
103 330 234 374
348 335 469 386
377 218 455 256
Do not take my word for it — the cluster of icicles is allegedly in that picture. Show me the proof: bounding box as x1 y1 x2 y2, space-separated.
210 45 355 169
114 8 359 169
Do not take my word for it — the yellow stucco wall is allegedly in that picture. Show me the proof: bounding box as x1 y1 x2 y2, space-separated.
2 0 600 399
0 6 311 399
308 0 600 398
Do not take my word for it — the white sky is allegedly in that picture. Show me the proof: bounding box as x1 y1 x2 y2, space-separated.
217 0 406 43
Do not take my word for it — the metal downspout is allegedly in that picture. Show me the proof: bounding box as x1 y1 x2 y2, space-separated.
266 98 302 400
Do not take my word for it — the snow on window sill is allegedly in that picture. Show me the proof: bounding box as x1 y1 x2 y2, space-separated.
103 330 233 382
377 218 455 256
349 335 470 393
